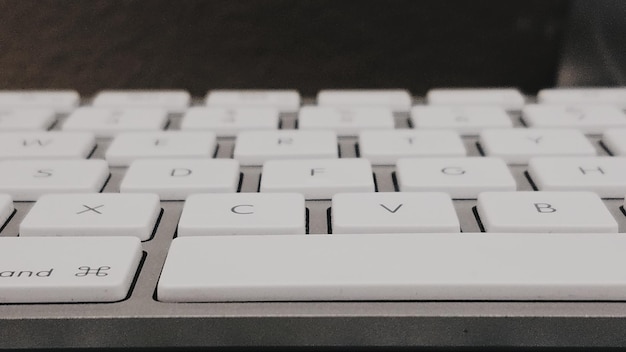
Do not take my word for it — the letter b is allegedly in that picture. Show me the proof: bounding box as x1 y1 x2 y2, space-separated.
534 203 556 213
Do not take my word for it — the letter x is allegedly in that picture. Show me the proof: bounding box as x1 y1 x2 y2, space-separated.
76 204 104 215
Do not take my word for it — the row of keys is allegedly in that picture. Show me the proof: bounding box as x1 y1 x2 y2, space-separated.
0 128 620 165
1 190 621 243
6 232 626 303
2 88 626 114
4 156 626 201
4 104 626 138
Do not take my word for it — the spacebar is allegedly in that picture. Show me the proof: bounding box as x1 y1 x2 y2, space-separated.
157 233 626 302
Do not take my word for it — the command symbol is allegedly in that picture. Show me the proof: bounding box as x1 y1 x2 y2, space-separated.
75 266 111 277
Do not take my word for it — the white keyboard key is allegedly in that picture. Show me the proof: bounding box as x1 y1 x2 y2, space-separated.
206 90 300 113
180 106 279 137
479 128 596 164
602 129 626 156
234 130 337 166
522 104 626 134
332 192 459 234
538 88 626 107
359 130 466 165
317 89 412 112
0 90 79 113
120 159 239 200
0 108 55 131
92 90 190 113
528 157 626 197
63 107 168 137
158 233 626 301
426 88 525 110
179 193 305 236
0 160 109 201
0 194 14 227
410 105 513 135
0 236 141 303
0 132 95 160
261 158 374 200
105 131 216 167
298 106 394 136
20 193 160 240
396 157 516 198
477 191 617 233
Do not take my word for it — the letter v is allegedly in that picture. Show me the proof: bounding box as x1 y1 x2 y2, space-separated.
380 204 403 213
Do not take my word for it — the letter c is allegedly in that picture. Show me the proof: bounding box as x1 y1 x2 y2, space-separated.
231 204 254 215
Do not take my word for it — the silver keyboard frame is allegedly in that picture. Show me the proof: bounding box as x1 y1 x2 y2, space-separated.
1 97 626 349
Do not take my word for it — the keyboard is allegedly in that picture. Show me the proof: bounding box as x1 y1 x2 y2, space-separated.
2 87 626 349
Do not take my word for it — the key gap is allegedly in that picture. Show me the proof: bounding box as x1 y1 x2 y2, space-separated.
236 172 244 192
372 172 379 192
0 208 17 234
472 206 486 232
523 171 539 191
475 142 486 156
305 208 310 234
143 208 164 242
162 119 171 131
99 173 113 193
337 143 342 158
326 207 333 234
391 172 400 192
354 143 361 157
212 144 220 158
123 251 148 303
86 143 98 159
256 173 262 193
599 140 614 156
518 116 529 127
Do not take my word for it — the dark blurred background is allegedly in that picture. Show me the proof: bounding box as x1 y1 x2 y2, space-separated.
0 0 623 97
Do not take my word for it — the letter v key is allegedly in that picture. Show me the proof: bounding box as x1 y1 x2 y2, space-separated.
380 203 403 213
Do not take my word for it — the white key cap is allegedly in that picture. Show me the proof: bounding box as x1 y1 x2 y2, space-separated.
20 193 160 240
0 132 95 160
92 90 190 113
358 130 466 165
538 88 626 107
0 236 141 303
261 158 374 200
0 160 109 201
105 131 216 167
410 105 513 135
426 88 525 110
528 157 626 197
0 194 14 227
602 129 626 156
0 108 55 131
179 193 305 236
477 191 617 233
206 90 300 113
180 106 279 137
120 159 239 200
234 130 337 166
158 233 626 301
63 107 168 137
522 104 626 134
332 192 459 234
298 106 394 136
317 89 412 112
479 128 596 164
0 90 79 113
396 157 516 198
